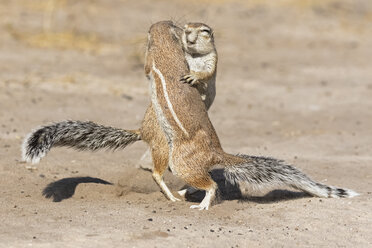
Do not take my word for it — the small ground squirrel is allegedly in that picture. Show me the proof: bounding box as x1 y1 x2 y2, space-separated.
180 22 217 110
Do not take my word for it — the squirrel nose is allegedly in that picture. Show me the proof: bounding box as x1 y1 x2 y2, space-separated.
187 39 196 45
186 33 197 45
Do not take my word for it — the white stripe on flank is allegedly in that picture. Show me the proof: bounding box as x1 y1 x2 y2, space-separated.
149 70 176 174
152 61 189 137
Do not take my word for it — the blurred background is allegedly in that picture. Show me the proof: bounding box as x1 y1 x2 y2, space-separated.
1 1 372 246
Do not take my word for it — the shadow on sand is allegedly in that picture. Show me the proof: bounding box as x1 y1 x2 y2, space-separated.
42 169 310 203
42 177 113 202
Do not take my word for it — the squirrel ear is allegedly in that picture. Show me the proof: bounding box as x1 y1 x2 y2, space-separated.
170 27 181 41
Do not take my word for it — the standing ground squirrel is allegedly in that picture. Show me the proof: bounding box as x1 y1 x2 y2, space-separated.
22 21 358 210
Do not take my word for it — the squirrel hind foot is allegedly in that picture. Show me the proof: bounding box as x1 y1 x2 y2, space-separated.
189 185 216 211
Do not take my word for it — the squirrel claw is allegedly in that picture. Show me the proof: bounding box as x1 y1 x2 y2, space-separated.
180 74 198 86
180 76 187 83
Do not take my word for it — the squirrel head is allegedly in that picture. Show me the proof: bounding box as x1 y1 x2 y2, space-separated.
182 23 215 56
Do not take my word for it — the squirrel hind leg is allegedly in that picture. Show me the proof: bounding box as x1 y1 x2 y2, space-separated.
152 171 180 202
184 174 217 210
151 147 180 202
190 183 217 210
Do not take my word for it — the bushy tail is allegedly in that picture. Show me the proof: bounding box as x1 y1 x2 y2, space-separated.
22 120 141 164
223 154 358 198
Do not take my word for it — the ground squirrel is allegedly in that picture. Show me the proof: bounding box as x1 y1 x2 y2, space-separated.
22 21 358 210
180 22 217 110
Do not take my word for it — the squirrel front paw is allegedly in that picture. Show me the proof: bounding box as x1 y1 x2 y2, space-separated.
180 74 199 86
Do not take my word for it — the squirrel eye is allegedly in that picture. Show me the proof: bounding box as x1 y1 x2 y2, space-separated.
200 29 211 35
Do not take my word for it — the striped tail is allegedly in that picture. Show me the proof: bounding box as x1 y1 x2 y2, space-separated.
223 154 358 198
22 120 141 164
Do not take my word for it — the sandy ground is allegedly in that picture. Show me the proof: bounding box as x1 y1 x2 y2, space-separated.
0 0 371 247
